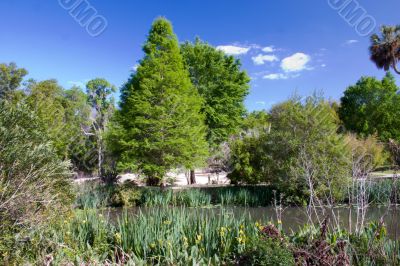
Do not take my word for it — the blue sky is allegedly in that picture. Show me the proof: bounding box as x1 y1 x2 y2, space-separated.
1 0 399 111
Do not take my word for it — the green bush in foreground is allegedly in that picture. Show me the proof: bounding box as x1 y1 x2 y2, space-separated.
0 101 73 263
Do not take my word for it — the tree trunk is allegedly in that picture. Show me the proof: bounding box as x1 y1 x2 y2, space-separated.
190 170 196 184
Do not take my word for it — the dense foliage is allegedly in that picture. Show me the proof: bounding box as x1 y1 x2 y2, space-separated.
11 207 400 265
111 18 209 185
339 73 400 142
0 62 27 100
0 101 73 261
229 96 352 203
181 38 250 148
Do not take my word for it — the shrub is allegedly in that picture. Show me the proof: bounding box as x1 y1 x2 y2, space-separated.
228 95 352 204
234 237 295 266
345 134 390 172
0 101 73 262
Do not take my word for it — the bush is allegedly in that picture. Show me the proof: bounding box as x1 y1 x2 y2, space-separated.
345 134 390 172
0 101 73 263
228 95 352 204
235 237 295 266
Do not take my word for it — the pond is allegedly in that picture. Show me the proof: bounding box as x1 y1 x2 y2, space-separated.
103 206 400 239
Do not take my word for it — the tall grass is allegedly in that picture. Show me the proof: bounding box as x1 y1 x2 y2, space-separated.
117 207 258 263
75 184 278 208
74 182 116 208
22 207 400 265
366 179 400 205
31 207 258 264
75 180 400 210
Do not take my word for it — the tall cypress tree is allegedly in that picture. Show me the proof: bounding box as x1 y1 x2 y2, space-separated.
116 18 208 185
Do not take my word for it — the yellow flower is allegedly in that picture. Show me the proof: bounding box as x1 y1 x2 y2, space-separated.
277 219 282 224
195 234 202 244
114 233 122 244
163 220 172 225
236 236 246 244
150 243 156 249
158 239 163 245
183 237 189 247
219 227 226 237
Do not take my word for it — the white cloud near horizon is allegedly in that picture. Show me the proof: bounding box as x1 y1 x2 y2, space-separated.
345 39 359 45
262 46 275 53
252 54 279 65
263 73 289 80
281 53 311 72
216 45 250 55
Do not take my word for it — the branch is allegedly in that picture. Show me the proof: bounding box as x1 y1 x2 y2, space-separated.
393 62 400 75
81 126 95 136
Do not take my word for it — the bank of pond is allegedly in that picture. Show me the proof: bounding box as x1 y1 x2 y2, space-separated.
14 205 400 265
75 180 400 209
9 181 400 265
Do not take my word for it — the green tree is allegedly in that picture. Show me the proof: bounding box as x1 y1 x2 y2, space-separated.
26 79 69 157
370 25 400 75
338 73 400 141
86 78 116 177
0 62 28 100
228 96 351 203
114 18 208 185
181 39 250 147
26 80 94 172
64 86 94 174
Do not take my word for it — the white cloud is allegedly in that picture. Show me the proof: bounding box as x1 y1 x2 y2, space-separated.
281 53 311 72
262 46 275 53
345 39 359 45
252 54 279 65
256 101 266 106
216 45 250 55
263 73 289 80
321 64 327 68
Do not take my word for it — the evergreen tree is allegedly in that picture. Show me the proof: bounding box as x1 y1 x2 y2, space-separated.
115 18 208 185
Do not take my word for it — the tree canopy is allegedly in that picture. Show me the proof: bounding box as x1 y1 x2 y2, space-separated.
0 62 28 100
181 39 250 148
338 73 400 141
370 25 400 75
113 18 208 184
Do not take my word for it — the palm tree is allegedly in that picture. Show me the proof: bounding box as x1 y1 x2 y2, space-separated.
369 25 400 75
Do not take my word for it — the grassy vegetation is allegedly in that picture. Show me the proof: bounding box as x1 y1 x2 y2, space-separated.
75 180 400 209
75 182 279 208
8 207 399 265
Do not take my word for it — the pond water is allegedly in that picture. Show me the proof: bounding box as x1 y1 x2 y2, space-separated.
103 206 400 239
